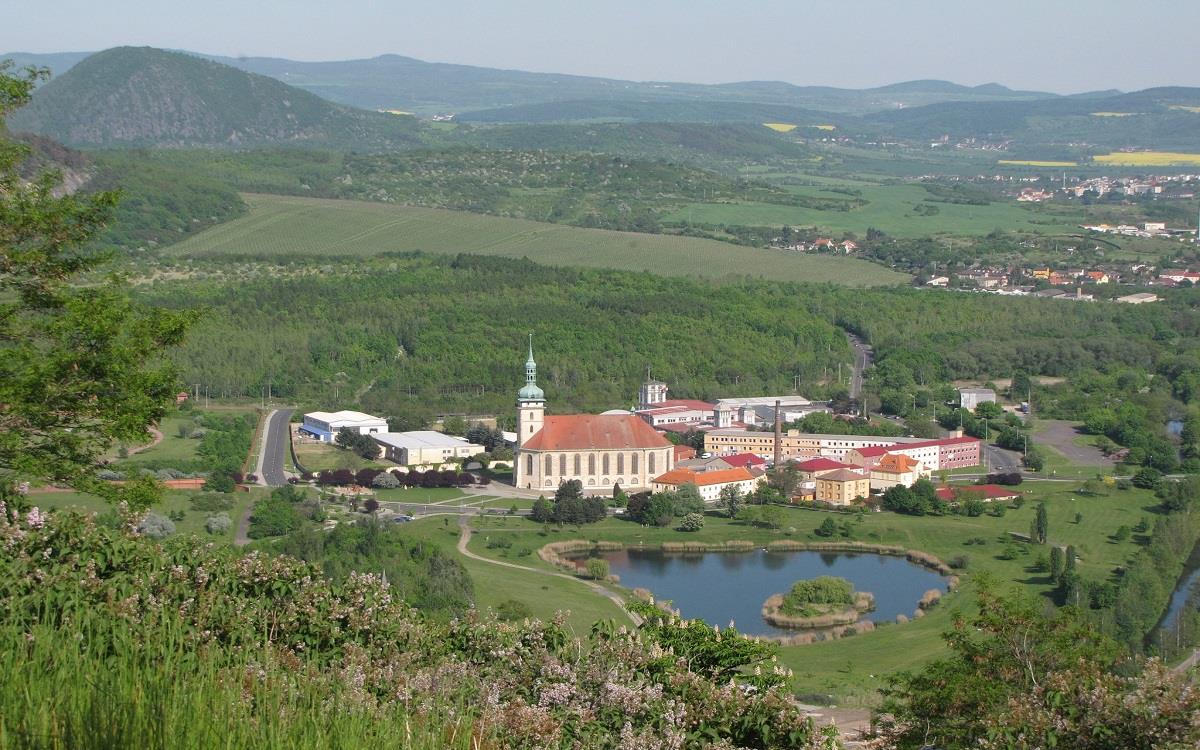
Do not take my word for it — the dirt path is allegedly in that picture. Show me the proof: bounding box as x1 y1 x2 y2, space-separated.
1033 419 1114 467
455 516 641 626
126 426 164 456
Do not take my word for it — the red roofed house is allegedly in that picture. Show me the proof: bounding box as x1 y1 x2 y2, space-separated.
847 436 981 472
868 453 930 490
673 444 697 463
651 467 760 502
793 457 857 481
718 453 768 470
935 484 1022 503
515 340 674 493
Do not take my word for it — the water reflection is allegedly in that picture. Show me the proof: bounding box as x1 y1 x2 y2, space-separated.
583 548 948 636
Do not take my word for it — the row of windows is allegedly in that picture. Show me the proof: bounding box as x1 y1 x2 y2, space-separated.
524 451 658 477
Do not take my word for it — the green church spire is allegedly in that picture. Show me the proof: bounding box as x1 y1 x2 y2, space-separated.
518 333 545 402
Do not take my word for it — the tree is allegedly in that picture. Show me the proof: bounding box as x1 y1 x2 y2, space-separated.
441 415 467 436
1132 466 1163 489
878 587 1121 750
718 483 743 518
584 558 610 580
1050 545 1065 580
766 465 801 498
974 401 1003 420
758 505 784 530
672 483 704 516
814 517 837 537
554 479 583 503
530 496 553 523
1033 501 1048 544
0 64 193 516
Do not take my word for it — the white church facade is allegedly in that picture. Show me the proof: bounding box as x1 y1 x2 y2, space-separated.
514 339 674 493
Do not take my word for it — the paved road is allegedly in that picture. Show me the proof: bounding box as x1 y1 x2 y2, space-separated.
985 444 1023 474
1033 419 1114 467
260 408 294 487
846 333 871 401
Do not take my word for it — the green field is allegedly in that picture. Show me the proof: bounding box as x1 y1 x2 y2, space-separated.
456 481 1157 704
668 181 1080 238
164 194 908 286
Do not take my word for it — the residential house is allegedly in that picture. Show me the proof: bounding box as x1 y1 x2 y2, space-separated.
869 453 930 490
814 469 872 505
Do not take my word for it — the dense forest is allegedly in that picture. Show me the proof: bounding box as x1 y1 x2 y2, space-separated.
134 253 851 422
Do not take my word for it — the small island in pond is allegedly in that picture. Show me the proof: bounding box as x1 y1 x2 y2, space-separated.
762 576 874 629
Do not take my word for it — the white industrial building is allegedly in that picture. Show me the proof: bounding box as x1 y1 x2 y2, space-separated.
372 431 485 465
958 388 997 410
300 410 389 443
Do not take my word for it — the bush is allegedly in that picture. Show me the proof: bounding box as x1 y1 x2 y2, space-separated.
204 513 232 534
494 599 532 621
949 554 970 570
1132 466 1163 489
168 509 186 522
782 576 855 611
963 498 986 517
1113 525 1131 542
203 472 236 493
189 493 234 511
814 517 838 537
585 558 610 580
136 513 175 539
679 513 704 532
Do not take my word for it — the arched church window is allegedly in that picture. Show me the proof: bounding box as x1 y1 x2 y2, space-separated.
631 453 639 474
544 455 552 474
602 454 610 474
559 454 566 476
617 454 624 473
574 454 581 475
588 454 596 475
649 452 656 474
526 455 533 475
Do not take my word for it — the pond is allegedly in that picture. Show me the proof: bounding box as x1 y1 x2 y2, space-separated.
581 547 949 636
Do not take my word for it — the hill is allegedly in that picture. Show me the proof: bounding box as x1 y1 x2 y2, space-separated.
7 47 426 149
453 98 842 124
163 193 908 286
866 86 1200 150
4 48 1059 117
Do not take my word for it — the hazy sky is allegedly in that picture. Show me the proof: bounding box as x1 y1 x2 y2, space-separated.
5 0 1198 93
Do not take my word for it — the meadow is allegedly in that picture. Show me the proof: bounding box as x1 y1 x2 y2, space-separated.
668 180 1081 238
164 194 907 286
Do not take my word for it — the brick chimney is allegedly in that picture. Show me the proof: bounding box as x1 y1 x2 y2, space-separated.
773 399 783 467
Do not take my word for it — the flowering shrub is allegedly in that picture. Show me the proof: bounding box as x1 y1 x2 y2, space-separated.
0 507 838 749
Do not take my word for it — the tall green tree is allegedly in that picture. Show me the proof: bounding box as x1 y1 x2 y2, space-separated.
0 63 193 515
1034 502 1049 544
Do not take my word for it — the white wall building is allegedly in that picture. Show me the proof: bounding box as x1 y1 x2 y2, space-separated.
372 431 484 465
300 410 389 443
958 388 997 410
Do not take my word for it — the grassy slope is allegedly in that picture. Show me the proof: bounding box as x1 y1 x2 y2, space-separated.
667 181 1079 238
24 489 257 545
164 193 909 287
458 480 1154 704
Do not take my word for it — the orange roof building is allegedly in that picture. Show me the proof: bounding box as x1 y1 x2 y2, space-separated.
651 467 761 502
515 338 674 493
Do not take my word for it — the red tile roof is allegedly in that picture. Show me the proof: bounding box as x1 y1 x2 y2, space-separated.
653 467 755 487
794 457 854 472
673 445 697 462
853 446 892 458
523 415 673 451
720 453 767 468
876 454 920 473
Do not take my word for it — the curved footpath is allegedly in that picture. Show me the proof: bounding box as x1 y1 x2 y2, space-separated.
455 515 641 626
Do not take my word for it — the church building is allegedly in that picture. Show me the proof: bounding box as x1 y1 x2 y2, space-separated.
514 339 674 493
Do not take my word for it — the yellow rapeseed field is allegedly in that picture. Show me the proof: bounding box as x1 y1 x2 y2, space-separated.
763 123 797 132
1093 151 1200 166
1168 105 1200 113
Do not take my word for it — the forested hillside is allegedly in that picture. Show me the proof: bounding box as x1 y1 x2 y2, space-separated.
134 254 851 421
8 47 426 149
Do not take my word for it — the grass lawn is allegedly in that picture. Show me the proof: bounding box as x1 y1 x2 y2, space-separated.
292 439 391 473
164 193 909 288
455 480 1156 705
25 488 258 545
395 517 626 636
372 487 471 504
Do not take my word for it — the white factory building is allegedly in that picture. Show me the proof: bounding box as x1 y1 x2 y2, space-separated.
300 410 389 443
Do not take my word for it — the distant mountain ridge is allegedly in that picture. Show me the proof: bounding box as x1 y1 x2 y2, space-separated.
5 48 1063 116
7 47 424 149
